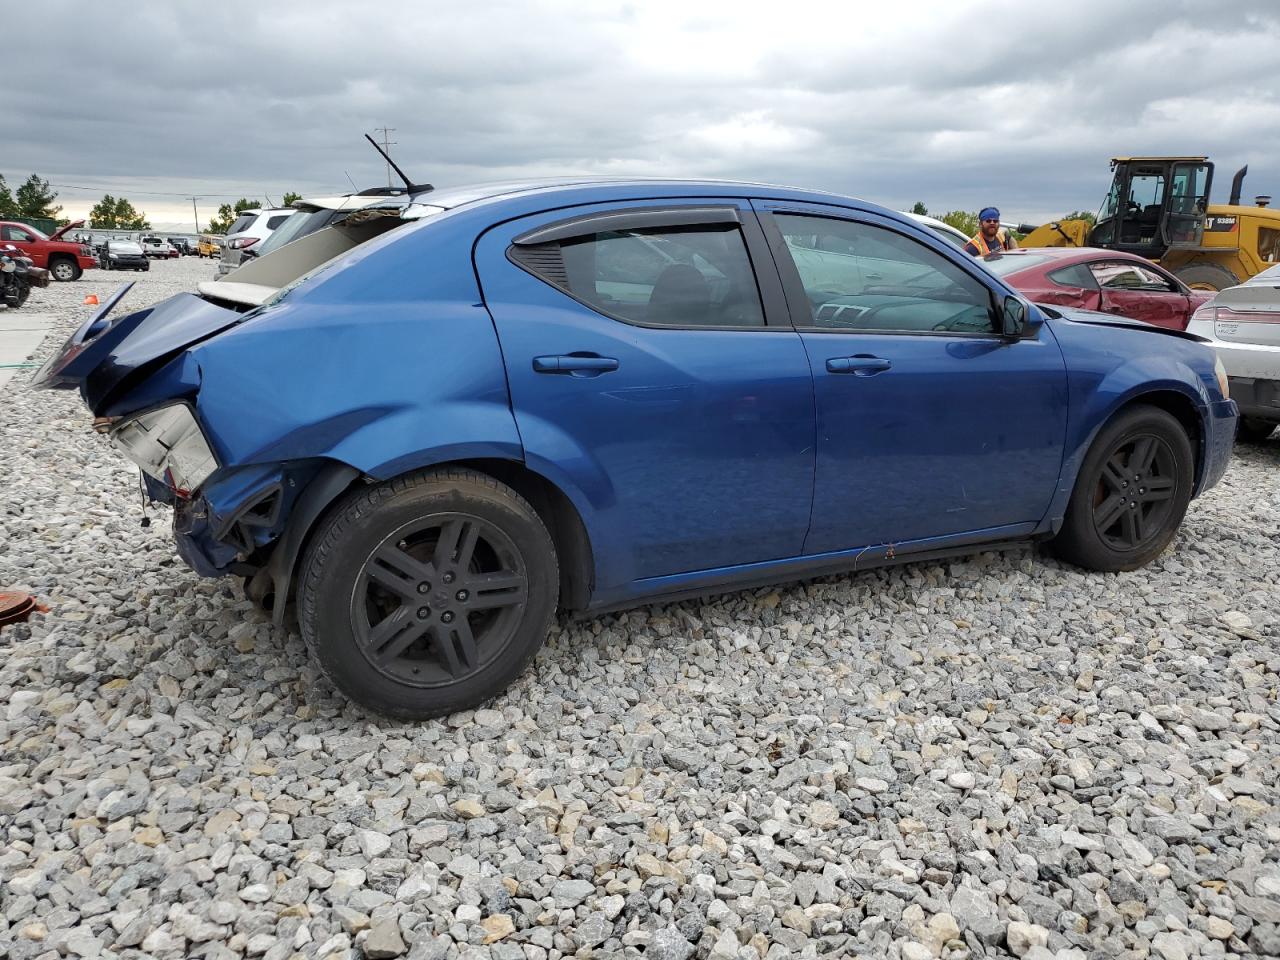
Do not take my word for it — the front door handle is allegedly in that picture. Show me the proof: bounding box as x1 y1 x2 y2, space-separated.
826 355 891 375
533 354 620 376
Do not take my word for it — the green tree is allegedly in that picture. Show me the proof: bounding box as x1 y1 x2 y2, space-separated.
1061 210 1097 226
205 198 262 235
941 210 978 237
89 194 150 229
281 191 302 207
910 201 929 216
0 175 17 218
14 173 61 220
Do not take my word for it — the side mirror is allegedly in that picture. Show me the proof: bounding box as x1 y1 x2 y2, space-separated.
1001 295 1027 338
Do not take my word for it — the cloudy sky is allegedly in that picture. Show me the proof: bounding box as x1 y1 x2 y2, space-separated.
7 0 1278 231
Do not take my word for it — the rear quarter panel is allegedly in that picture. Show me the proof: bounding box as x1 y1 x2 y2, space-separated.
188 215 524 477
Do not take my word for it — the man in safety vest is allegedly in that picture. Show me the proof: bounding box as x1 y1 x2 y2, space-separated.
964 207 1017 257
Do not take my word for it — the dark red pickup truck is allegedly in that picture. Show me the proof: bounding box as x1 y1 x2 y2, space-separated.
0 219 98 281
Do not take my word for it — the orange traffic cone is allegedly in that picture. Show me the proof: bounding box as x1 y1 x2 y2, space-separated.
83 294 99 306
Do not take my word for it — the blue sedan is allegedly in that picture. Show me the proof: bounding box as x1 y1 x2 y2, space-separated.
35 178 1238 718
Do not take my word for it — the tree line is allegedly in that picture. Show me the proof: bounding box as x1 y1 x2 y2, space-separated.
0 173 62 222
0 172 303 234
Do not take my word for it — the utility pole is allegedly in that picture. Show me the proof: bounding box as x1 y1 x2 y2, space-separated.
190 197 200 234
373 126 397 188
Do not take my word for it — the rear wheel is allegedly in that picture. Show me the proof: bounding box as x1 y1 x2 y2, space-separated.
1051 405 1194 571
49 257 81 282
298 468 559 720
1238 418 1276 443
1175 263 1240 292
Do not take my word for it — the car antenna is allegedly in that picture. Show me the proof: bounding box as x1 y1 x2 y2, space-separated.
364 133 433 194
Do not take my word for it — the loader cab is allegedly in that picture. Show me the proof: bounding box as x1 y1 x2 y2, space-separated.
1089 157 1213 259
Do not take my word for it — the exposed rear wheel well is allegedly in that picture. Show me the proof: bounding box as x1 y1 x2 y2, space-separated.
1112 391 1203 488
455 459 594 611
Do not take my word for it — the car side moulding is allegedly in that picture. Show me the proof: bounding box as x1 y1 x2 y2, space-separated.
512 205 742 246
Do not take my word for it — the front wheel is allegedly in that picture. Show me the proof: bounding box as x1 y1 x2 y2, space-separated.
1051 405 1194 571
298 468 559 720
1238 418 1276 443
49 258 81 282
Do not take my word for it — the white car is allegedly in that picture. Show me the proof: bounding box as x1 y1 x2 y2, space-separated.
139 237 177 259
904 212 971 251
216 207 297 276
1186 262 1280 442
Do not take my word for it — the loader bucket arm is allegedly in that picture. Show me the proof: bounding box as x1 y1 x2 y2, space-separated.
1019 219 1091 248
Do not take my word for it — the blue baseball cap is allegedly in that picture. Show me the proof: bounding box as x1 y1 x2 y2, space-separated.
979 207 1000 222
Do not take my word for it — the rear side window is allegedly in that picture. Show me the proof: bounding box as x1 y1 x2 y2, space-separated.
1047 263 1098 289
228 214 259 235
512 224 765 328
266 215 290 230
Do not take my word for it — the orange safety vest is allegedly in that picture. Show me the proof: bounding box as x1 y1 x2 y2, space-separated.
968 228 1009 256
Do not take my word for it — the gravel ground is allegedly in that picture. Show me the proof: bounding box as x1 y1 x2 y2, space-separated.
1 259 1279 960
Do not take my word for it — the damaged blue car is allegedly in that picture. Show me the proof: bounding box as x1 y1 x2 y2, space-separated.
35 178 1238 719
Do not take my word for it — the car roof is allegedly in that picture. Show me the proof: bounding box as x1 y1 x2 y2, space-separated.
415 176 871 212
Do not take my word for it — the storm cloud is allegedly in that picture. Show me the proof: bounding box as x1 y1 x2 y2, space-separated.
7 0 1278 229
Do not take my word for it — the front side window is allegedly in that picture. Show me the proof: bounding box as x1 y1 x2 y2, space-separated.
1090 260 1177 292
773 214 994 334
515 223 765 328
2 225 35 242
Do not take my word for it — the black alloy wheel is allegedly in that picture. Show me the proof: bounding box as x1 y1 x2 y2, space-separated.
1052 404 1193 571
1090 435 1177 551
298 468 558 719
351 515 529 688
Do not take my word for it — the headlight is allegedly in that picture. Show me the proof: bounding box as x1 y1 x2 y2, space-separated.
111 404 218 498
1214 355 1230 399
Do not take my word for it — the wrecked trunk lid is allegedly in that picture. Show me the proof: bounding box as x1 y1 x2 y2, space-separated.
32 282 245 413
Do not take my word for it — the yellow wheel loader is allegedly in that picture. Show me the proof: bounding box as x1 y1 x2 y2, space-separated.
1020 157 1280 290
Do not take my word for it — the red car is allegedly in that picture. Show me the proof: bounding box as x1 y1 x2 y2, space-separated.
0 218 98 281
980 248 1212 331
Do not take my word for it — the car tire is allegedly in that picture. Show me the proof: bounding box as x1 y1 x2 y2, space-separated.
1051 404 1194 572
297 468 559 720
1174 263 1239 292
49 257 81 282
102 260 111 271
1237 418 1276 443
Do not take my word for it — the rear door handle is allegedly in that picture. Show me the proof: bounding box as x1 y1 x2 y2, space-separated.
826 355 891 375
533 354 619 376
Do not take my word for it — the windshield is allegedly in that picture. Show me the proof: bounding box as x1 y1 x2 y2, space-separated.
980 254 1054 276
928 224 970 250
112 242 143 254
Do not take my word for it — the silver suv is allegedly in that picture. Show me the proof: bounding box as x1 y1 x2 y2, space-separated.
216 208 296 276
